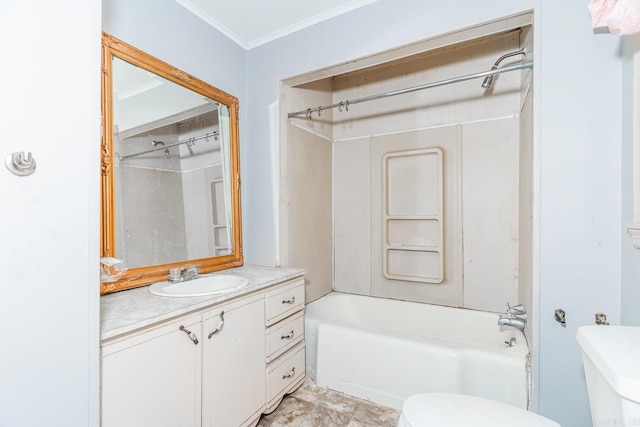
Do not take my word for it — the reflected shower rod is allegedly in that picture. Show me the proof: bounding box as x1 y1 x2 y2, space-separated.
287 60 533 119
119 130 220 160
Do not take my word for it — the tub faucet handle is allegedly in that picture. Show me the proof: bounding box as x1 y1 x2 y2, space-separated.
507 303 525 314
512 312 527 322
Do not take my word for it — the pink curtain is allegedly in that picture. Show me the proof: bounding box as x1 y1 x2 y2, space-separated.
589 0 640 34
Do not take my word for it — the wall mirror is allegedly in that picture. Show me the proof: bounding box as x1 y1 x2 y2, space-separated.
100 32 243 294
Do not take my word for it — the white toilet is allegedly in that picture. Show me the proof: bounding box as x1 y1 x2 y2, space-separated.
396 393 560 427
577 325 640 427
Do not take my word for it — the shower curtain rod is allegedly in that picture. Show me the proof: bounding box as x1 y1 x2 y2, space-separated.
287 60 533 119
119 130 220 160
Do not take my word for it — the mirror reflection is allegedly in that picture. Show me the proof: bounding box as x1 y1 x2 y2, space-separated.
101 33 242 294
113 57 233 268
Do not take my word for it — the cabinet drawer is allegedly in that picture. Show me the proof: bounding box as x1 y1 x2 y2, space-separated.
266 311 304 363
266 344 305 404
265 280 305 326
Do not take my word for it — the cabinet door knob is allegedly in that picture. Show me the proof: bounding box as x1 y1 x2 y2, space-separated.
208 311 225 339
179 325 199 345
282 296 296 305
281 330 295 340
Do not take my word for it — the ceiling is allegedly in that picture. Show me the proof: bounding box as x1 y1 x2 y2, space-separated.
174 0 380 50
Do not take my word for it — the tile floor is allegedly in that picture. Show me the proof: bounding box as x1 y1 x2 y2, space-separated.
257 378 400 427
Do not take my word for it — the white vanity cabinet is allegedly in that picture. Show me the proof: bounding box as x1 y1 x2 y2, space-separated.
202 293 265 427
100 269 306 427
101 313 203 427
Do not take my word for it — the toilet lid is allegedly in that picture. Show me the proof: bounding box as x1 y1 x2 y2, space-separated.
401 393 560 427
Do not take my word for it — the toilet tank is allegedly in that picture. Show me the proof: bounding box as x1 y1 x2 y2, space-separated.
577 326 640 427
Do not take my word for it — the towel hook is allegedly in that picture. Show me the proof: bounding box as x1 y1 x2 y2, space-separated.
5 151 36 177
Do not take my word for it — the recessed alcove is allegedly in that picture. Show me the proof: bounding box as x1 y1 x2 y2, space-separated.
279 12 534 313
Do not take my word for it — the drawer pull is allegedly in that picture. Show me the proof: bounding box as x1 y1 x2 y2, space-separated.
179 325 199 345
281 330 295 340
207 311 225 339
282 296 296 305
282 367 296 380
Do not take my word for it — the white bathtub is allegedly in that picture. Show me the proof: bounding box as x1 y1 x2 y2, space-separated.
305 292 530 410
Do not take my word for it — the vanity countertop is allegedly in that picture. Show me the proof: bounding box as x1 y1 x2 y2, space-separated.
100 264 305 341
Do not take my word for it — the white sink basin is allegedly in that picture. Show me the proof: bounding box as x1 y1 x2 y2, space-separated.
148 274 249 297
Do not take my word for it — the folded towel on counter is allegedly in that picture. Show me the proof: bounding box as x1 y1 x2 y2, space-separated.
589 0 640 35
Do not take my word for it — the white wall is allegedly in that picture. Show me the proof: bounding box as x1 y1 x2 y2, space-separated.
103 0 246 101
621 34 640 326
248 1 622 426
0 1 101 426
537 4 621 426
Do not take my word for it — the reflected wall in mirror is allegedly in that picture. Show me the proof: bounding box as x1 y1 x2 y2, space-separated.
101 32 242 294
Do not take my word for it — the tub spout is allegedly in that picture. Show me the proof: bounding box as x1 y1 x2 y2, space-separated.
498 314 526 331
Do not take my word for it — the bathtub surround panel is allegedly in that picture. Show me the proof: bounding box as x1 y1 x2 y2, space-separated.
116 164 188 267
462 118 520 312
516 28 533 332
281 77 334 303
285 24 532 312
519 85 534 341
287 125 333 302
116 161 228 267
370 126 463 306
334 137 372 295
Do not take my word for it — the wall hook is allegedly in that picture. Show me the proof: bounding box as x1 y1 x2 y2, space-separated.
5 151 36 177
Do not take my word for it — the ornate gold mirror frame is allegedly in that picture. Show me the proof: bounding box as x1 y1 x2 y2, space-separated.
100 32 243 294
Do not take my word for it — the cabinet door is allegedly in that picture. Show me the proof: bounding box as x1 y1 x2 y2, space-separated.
102 314 202 427
203 295 265 427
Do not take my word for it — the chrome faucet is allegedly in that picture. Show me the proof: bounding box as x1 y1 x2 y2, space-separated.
498 315 526 331
497 302 527 331
169 265 200 283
